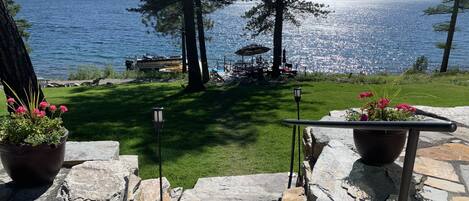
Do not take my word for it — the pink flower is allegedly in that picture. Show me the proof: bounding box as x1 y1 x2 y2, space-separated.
59 105 68 113
15 106 27 115
358 91 373 99
49 105 57 112
39 101 49 109
378 98 390 109
396 103 416 113
360 114 368 121
33 108 42 117
34 109 46 118
7 97 15 105
39 111 46 118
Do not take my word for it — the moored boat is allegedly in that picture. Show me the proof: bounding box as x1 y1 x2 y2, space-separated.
125 54 182 72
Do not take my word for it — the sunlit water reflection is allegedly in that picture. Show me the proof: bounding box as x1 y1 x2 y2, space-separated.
16 0 469 78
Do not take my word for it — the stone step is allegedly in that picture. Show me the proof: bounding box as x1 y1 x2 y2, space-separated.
64 141 120 167
180 172 296 201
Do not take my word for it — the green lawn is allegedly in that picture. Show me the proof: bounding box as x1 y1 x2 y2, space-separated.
1 74 469 188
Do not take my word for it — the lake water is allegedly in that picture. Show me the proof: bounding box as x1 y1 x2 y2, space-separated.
16 0 469 78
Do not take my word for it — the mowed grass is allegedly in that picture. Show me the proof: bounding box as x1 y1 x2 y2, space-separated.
1 74 469 188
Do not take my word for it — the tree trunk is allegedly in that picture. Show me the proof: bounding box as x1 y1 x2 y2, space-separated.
272 0 284 79
181 24 187 73
0 0 44 108
194 0 210 83
441 0 460 72
183 0 205 92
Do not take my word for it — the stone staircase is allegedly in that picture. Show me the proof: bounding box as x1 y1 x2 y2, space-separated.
179 173 297 201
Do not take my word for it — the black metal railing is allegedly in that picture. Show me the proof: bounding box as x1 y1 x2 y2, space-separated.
282 119 457 201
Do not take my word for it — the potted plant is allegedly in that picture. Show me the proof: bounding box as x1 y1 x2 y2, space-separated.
346 91 417 166
0 91 68 186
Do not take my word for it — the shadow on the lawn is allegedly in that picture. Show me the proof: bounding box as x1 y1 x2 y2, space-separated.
62 82 317 165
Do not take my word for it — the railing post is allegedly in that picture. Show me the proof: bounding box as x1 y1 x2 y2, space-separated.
288 125 297 188
398 129 420 201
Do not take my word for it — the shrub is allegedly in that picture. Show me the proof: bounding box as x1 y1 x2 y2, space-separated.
68 65 103 80
68 65 186 80
406 56 428 74
102 65 119 79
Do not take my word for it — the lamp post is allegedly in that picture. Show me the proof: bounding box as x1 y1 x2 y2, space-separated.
294 87 302 187
153 107 164 201
288 88 302 188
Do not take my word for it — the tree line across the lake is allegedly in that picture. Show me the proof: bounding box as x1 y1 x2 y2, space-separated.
0 0 467 106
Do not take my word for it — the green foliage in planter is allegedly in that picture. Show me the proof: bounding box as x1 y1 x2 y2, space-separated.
0 116 66 146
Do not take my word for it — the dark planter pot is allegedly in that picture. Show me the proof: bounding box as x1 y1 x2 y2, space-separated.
353 129 407 166
0 130 68 187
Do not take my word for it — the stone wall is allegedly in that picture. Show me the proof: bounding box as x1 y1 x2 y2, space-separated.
0 141 182 201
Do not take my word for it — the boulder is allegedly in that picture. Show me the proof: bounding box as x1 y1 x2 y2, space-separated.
179 173 294 201
0 168 69 201
0 162 11 184
305 140 423 201
415 106 469 126
281 187 306 201
134 178 171 201
308 111 355 153
57 160 131 201
64 141 120 167
170 187 183 201
179 189 201 201
127 174 142 201
120 155 139 176
415 106 469 144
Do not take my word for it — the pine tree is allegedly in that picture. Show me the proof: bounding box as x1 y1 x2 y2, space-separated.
243 0 330 78
130 0 231 90
424 0 468 72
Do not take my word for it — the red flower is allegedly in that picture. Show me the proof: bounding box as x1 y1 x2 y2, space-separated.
360 114 368 121
7 97 15 105
396 103 416 113
15 106 27 115
59 105 68 113
378 98 390 109
39 101 49 109
49 105 57 112
358 91 373 99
